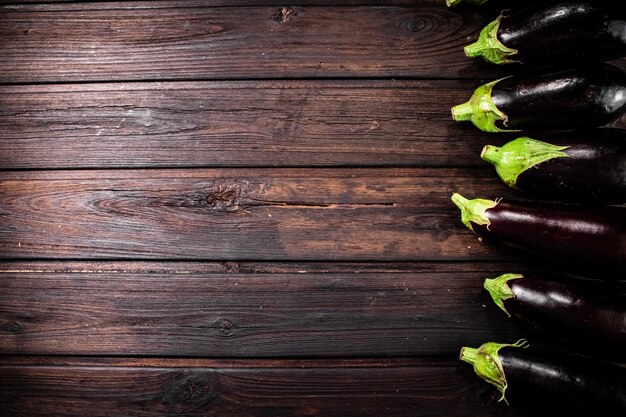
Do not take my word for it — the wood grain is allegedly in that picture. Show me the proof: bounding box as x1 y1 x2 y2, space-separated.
0 359 554 417
0 261 536 356
0 3 508 83
0 168 524 260
3 81 624 169
0 80 508 169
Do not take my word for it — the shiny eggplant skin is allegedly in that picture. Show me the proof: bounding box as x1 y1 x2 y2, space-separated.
490 273 626 356
492 64 626 131
500 347 626 414
483 129 626 204
499 2 626 63
474 201 626 272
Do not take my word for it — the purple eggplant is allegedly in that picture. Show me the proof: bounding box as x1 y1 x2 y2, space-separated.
451 63 626 132
450 193 626 272
481 129 626 204
465 2 626 65
484 273 626 357
460 340 626 414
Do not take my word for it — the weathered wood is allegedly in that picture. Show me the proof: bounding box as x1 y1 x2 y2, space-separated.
0 168 523 260
3 81 624 169
0 358 552 417
0 80 508 169
0 0 428 5
0 3 509 83
0 261 537 356
0 260 537 274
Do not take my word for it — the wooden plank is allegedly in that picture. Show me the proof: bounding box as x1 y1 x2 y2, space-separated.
0 261 537 356
4 81 624 169
3 2 623 83
1 0 425 5
0 260 535 274
0 80 506 169
0 358 549 417
0 167 522 260
0 3 509 83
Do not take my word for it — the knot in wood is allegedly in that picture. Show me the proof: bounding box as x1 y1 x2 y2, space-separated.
3 321 23 333
215 318 235 336
205 185 241 212
160 371 219 412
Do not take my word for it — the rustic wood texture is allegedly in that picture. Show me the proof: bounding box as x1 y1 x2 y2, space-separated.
1 356 618 417
0 3 518 83
3 2 624 84
0 358 564 417
0 261 537 356
2 0 625 415
1 81 624 170
0 80 507 169
3 2 623 84
0 168 525 260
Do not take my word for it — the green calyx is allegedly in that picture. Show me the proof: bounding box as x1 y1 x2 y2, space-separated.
451 193 498 234
451 78 518 133
460 339 529 402
447 0 490 6
464 15 519 65
481 137 571 188
483 273 525 317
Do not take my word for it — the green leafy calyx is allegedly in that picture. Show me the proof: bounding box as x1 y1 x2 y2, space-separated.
450 193 498 234
481 137 570 187
483 273 525 316
451 78 518 133
464 15 519 64
460 339 529 402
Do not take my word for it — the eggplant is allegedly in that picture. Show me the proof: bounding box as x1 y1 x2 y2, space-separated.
465 2 626 64
460 340 626 414
481 129 626 204
450 193 626 272
451 63 626 132
484 273 626 356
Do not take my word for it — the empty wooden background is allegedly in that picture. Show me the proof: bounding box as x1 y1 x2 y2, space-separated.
1 1 624 416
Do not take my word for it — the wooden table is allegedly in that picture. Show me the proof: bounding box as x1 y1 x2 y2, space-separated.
1 1 624 416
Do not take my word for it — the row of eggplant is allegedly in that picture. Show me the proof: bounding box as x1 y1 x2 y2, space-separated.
445 1 626 414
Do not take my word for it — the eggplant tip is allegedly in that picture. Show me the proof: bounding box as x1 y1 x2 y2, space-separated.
451 79 516 133
464 15 519 65
460 339 529 404
451 193 497 234
483 273 524 317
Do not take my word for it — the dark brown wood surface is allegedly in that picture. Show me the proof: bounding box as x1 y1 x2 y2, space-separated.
1 2 623 83
1 81 624 169
0 168 520 260
0 261 535 356
0 80 510 170
2 0 624 416
0 358 554 417
0 3 488 82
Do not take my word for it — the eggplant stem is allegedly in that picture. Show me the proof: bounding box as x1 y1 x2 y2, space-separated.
483 273 525 317
451 193 498 234
451 78 519 133
450 102 473 122
464 15 519 65
459 339 529 404
481 137 570 188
